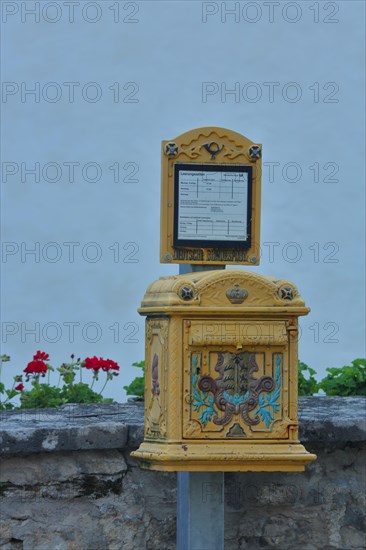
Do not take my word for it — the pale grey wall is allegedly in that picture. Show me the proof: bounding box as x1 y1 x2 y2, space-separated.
1 1 365 402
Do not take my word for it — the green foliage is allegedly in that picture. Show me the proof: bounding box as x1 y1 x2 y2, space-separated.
298 361 319 396
58 362 77 385
0 355 19 410
123 361 145 397
0 382 20 409
318 358 366 396
19 383 113 408
19 384 64 409
0 353 119 409
62 383 113 404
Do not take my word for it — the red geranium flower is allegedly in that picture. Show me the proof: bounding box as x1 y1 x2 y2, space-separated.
24 360 48 374
83 356 120 372
33 351 49 361
100 358 119 372
15 383 24 391
84 356 101 371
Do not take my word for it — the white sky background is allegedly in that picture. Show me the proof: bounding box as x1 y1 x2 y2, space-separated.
1 0 365 402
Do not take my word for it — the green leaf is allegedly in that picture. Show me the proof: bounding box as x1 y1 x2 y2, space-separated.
123 375 145 397
298 361 319 396
132 361 145 371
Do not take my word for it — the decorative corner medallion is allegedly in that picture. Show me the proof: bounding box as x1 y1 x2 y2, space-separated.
278 285 295 301
226 284 248 304
177 283 197 302
165 142 178 156
248 145 261 161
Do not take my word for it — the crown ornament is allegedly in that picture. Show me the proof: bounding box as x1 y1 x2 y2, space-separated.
225 284 248 304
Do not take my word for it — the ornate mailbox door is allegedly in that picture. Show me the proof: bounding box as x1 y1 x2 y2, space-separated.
183 320 294 440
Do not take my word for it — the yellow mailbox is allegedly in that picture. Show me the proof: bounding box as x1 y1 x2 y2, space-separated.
132 127 316 472
132 269 316 472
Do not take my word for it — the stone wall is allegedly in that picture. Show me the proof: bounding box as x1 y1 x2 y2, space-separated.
0 397 365 550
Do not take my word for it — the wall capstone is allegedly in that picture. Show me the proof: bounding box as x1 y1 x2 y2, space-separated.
0 397 365 550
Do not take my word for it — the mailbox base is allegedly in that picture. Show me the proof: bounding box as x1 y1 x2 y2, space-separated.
131 442 316 472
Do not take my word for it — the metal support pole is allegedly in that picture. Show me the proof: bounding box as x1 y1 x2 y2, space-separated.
177 264 225 550
177 472 224 550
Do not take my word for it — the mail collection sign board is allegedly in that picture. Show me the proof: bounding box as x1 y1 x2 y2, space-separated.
161 127 261 265
173 164 253 249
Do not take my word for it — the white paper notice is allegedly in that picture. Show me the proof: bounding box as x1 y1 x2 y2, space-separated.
177 169 249 241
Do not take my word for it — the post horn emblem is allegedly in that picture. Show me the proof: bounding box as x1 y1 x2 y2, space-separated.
203 142 224 159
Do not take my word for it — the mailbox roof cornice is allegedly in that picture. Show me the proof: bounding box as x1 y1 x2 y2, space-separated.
139 269 309 314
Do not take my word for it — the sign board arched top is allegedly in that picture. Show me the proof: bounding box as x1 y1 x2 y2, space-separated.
160 127 262 265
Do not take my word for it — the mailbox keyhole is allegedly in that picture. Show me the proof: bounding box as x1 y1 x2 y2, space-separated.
196 367 201 375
